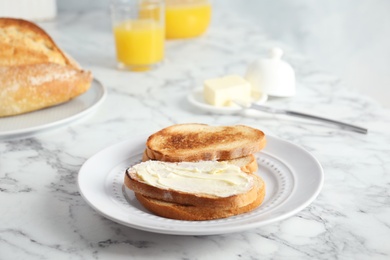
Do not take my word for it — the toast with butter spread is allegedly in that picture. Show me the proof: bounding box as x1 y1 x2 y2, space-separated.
0 18 92 117
146 123 266 162
125 124 266 220
125 160 265 220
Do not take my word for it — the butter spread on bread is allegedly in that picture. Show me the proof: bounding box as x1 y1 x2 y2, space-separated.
129 160 253 197
0 18 92 117
125 160 265 220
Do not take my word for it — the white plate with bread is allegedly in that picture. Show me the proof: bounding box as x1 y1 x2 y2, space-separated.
78 124 324 235
0 18 105 139
0 79 106 139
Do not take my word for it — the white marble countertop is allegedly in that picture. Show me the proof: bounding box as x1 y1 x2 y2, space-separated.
1 7 390 260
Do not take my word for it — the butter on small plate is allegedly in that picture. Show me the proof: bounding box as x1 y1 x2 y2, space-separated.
187 75 268 115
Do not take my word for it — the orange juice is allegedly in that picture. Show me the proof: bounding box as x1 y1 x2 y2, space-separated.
114 19 164 70
165 0 211 39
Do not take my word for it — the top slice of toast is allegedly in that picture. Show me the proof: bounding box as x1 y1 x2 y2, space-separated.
146 123 266 162
0 18 76 68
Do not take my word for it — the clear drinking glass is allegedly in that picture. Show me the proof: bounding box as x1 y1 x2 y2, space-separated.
110 0 165 71
165 0 211 39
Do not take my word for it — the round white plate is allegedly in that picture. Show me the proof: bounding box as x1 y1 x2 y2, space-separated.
187 88 268 114
78 134 324 236
0 79 107 140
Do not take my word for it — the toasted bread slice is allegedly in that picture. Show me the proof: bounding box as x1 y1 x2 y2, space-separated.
135 181 265 221
229 154 259 173
125 160 265 209
142 149 259 173
0 18 92 117
146 124 266 162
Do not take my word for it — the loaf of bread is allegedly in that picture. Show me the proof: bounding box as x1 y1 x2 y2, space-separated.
0 18 93 117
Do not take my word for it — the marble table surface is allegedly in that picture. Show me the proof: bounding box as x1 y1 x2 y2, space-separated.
1 8 390 260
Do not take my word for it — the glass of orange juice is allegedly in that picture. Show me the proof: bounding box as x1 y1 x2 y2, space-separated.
110 0 165 71
165 0 211 39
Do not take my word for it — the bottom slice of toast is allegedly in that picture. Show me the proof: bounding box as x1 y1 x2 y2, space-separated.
134 176 265 221
125 160 266 221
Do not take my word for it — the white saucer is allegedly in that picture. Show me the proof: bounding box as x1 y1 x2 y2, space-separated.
187 88 268 114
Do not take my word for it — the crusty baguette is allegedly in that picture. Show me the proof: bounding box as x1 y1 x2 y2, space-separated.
0 64 92 117
0 18 73 67
0 18 93 117
146 123 266 162
134 175 265 221
142 149 258 173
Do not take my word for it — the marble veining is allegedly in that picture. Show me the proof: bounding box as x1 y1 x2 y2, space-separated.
1 5 390 260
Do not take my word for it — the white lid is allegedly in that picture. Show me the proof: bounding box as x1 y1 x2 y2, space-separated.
245 47 296 97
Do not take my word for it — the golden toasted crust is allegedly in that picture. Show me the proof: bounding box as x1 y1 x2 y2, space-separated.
142 150 150 162
124 168 264 208
142 149 259 174
0 18 72 67
146 124 266 162
0 64 92 117
0 18 93 117
134 176 265 221
231 154 259 173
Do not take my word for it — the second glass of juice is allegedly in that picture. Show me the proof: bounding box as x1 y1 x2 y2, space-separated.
110 0 165 71
165 0 211 39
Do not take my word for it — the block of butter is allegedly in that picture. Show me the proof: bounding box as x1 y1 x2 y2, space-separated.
203 75 251 107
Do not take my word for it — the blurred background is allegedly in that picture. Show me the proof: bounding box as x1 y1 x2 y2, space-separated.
20 0 390 107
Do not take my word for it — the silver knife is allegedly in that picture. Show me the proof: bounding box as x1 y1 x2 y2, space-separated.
236 101 368 134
